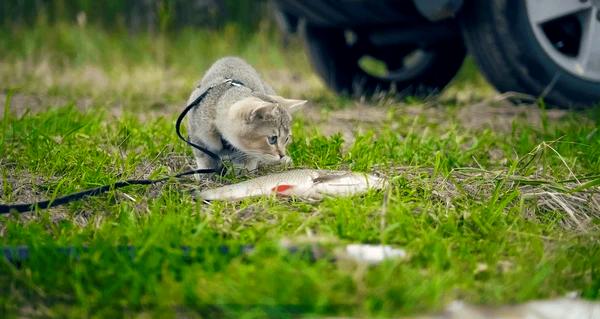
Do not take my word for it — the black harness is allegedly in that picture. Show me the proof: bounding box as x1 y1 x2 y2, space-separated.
175 78 246 169
0 78 246 214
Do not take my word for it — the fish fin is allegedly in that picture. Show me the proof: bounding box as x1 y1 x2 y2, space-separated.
324 183 360 187
312 173 348 184
271 184 294 194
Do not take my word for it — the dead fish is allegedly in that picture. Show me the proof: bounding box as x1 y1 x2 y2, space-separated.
198 169 385 201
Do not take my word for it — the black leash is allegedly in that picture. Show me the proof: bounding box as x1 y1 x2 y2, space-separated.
2 244 320 265
2 245 254 264
0 78 246 214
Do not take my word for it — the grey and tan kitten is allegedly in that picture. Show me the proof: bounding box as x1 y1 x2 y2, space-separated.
186 57 306 172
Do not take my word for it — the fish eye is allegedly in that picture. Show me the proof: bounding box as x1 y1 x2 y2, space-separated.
267 135 278 145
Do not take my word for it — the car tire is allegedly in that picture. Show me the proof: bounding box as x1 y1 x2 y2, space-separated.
459 0 600 108
301 24 466 98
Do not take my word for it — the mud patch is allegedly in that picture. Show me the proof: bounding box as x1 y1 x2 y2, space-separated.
0 92 93 118
300 102 391 148
263 69 321 97
0 169 60 208
296 92 590 151
457 95 570 132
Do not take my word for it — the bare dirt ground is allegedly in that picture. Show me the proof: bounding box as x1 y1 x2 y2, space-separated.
298 96 573 150
1 62 575 136
1 90 570 128
2 89 577 159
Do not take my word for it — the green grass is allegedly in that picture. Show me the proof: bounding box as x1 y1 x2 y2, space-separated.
1 24 600 318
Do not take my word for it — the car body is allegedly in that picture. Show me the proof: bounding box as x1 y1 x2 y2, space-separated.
273 0 600 108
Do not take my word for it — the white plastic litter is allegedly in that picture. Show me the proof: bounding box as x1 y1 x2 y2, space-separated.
423 297 600 319
343 244 407 265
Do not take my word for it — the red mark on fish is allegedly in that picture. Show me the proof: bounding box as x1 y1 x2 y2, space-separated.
271 184 294 194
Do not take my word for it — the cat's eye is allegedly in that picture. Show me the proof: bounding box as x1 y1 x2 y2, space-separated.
267 135 278 145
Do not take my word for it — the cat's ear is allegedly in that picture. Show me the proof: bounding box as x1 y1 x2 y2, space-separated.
282 98 307 113
247 104 274 122
269 96 307 113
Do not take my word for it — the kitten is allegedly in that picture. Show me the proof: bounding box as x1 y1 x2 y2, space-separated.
186 57 306 172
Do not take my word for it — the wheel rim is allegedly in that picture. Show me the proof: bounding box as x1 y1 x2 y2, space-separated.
357 50 435 82
526 0 600 82
343 31 436 83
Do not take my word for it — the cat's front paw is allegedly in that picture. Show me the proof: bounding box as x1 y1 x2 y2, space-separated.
280 156 293 166
242 159 259 172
